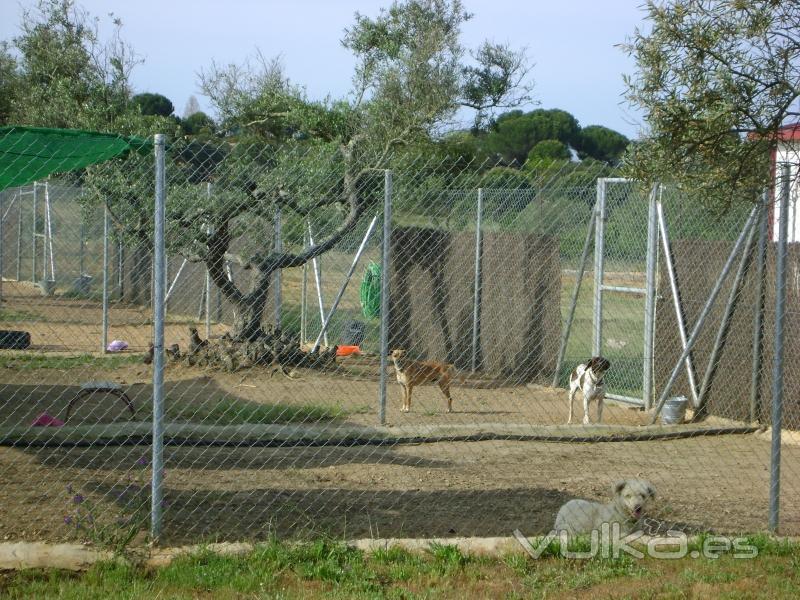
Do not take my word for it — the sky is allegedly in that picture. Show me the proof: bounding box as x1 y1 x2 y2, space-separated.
0 0 649 138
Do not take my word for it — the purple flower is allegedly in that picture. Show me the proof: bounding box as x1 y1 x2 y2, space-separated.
72 494 84 504
160 499 169 508
136 456 148 467
63 515 73 525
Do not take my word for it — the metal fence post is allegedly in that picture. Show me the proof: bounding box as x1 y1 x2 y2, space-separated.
750 192 769 423
31 182 37 282
308 222 329 348
379 170 392 425
471 188 483 373
44 181 54 282
15 193 22 281
650 206 759 423
695 209 759 418
204 183 213 339
79 219 86 276
311 215 379 352
274 206 282 329
301 227 309 344
657 200 700 406
643 185 659 410
0 190 4 301
116 241 125 301
592 179 607 356
101 206 110 353
151 133 167 542
552 209 597 387
769 163 790 533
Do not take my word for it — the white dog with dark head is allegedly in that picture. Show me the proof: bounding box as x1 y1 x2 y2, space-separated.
554 479 656 536
568 356 611 425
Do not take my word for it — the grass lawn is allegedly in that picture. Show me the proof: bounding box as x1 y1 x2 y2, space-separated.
560 273 646 399
1 536 797 599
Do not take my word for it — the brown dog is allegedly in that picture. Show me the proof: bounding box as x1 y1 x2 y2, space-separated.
390 349 454 413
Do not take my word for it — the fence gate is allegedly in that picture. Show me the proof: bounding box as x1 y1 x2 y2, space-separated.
592 178 658 408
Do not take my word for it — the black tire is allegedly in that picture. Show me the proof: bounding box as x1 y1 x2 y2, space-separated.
0 330 31 350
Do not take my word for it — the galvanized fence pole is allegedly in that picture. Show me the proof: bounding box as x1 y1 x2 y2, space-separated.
0 190 4 301
379 170 392 425
592 179 607 356
552 209 597 387
695 208 759 419
151 133 167 542
308 222 329 347
471 188 483 373
769 163 791 533
656 200 700 406
301 227 309 344
643 185 659 410
116 241 125 300
750 192 769 423
274 206 282 329
79 219 86 276
101 206 110 353
204 182 213 339
650 206 759 423
15 192 22 281
311 215 379 352
31 182 37 282
44 181 54 282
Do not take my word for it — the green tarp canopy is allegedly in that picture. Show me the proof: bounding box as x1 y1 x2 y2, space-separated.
0 126 152 191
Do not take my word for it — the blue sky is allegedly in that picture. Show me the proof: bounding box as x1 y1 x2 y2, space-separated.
0 0 649 138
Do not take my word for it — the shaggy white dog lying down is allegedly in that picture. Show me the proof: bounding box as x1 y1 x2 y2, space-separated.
554 479 656 536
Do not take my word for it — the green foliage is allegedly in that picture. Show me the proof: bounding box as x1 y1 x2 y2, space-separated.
342 0 533 142
180 111 215 136
132 92 174 117
484 108 581 164
5 0 173 136
528 139 571 162
622 0 794 210
0 41 18 125
479 165 533 189
577 125 629 163
199 54 355 142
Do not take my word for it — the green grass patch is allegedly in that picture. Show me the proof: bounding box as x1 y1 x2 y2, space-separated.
1 537 798 599
0 352 142 370
161 396 347 425
0 308 40 322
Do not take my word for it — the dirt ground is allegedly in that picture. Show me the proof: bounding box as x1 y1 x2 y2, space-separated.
1 279 799 546
1 357 798 545
1 431 798 546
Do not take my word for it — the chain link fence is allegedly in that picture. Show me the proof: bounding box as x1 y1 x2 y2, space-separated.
0 129 798 548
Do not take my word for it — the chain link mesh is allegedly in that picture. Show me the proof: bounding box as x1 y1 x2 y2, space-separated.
0 131 798 547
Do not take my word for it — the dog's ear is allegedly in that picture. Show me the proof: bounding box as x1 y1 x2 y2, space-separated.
613 480 627 496
646 482 656 498
587 357 597 369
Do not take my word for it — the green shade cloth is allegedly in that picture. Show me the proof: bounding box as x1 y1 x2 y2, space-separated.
0 126 153 191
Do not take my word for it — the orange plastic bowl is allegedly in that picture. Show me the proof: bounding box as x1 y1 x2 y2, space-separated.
336 345 361 356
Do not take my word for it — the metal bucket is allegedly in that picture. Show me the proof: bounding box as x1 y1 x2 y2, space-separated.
661 396 688 425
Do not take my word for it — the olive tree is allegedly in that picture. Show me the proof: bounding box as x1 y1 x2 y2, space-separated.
162 0 536 341
623 0 800 210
